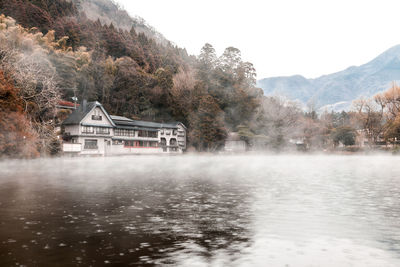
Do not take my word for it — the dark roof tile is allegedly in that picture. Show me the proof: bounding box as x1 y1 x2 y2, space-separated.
62 102 97 125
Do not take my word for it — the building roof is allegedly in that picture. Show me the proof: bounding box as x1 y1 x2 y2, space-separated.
110 115 133 122
113 119 172 129
62 101 185 130
111 115 184 129
162 121 187 130
62 101 115 126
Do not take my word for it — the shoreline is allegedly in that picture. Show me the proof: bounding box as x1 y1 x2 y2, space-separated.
1 149 399 162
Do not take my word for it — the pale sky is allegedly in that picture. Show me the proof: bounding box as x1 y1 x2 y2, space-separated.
115 0 400 79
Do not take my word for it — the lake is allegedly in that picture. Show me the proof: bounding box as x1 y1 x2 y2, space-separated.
1 155 400 266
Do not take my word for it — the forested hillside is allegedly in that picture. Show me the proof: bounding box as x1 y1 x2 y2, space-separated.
4 0 397 158
0 0 264 156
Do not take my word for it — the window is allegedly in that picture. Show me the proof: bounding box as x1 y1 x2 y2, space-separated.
148 131 158 138
138 130 146 137
82 126 94 134
84 139 98 149
173 129 177 135
92 114 102 120
160 138 166 146
170 138 177 146
96 127 110 135
115 129 135 137
160 129 164 134
149 141 158 147
138 130 157 138
113 140 123 145
123 140 158 148
83 126 110 135
92 110 102 121
124 140 134 147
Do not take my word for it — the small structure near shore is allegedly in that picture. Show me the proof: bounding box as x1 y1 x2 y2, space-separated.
224 132 247 152
61 101 186 156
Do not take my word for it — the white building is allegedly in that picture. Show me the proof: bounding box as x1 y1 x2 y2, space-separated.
62 101 186 156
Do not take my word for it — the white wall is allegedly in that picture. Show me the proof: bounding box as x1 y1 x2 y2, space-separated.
176 124 186 150
110 144 163 155
77 136 107 155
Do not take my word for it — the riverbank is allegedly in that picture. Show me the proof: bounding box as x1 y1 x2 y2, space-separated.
1 149 400 163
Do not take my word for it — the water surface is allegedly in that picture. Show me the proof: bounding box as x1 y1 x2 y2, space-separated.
1 155 400 266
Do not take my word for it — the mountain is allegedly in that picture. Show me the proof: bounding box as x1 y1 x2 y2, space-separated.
257 45 400 110
0 0 193 118
72 0 169 44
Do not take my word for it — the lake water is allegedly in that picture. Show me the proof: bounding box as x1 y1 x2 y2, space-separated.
1 155 400 266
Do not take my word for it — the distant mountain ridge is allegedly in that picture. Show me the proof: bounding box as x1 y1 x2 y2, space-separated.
257 45 400 110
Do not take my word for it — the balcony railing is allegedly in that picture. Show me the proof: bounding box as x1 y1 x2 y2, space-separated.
96 130 110 135
82 130 110 135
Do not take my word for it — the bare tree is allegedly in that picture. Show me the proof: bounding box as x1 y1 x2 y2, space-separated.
251 96 302 149
0 15 61 154
352 98 385 146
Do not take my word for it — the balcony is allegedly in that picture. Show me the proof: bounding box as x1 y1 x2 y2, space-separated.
63 143 82 153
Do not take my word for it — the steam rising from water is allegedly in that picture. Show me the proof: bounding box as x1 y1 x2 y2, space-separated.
1 155 400 266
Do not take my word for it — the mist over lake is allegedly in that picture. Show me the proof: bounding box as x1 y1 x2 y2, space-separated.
0 155 400 266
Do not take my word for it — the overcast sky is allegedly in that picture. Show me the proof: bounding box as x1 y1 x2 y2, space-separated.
115 0 400 79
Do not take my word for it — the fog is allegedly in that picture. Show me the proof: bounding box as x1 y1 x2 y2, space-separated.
1 155 400 266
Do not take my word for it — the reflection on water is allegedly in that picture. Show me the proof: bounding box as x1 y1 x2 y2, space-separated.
1 155 400 266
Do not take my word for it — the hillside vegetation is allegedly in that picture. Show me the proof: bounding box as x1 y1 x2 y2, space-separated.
0 0 264 156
